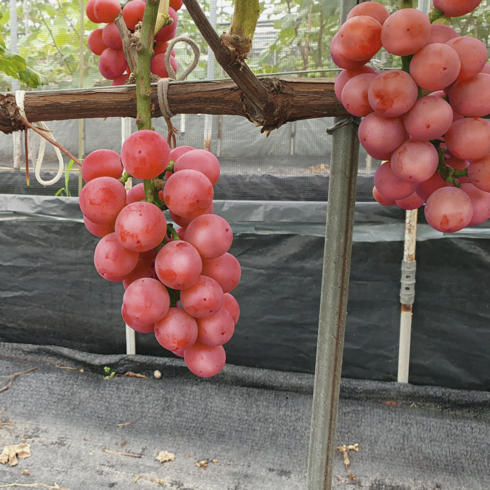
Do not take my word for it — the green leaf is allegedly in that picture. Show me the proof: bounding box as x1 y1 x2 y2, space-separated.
0 45 49 88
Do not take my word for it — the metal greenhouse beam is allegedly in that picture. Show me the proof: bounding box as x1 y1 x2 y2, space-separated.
306 0 361 488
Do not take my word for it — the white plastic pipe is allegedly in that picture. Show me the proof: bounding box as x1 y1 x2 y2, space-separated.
203 0 217 151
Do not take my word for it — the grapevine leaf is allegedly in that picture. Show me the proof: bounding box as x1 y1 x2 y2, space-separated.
0 45 49 88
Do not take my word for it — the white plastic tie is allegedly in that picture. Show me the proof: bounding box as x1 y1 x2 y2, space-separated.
15 90 64 187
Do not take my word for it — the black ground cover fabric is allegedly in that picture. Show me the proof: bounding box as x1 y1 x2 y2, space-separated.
0 343 489 489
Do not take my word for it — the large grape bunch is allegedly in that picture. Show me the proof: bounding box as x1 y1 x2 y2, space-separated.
333 0 490 233
86 0 182 85
79 141 241 378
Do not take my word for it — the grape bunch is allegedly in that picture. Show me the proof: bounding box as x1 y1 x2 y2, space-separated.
86 0 182 85
79 137 241 378
333 0 490 233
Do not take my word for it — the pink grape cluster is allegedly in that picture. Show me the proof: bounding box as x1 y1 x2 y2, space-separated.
79 134 241 378
86 0 182 85
333 0 490 233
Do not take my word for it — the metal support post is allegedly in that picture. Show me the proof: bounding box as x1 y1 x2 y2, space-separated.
203 0 217 151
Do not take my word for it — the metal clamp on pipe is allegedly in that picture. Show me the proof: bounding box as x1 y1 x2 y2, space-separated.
400 260 416 305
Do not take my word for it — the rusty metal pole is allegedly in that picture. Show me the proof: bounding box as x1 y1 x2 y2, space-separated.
306 0 360 488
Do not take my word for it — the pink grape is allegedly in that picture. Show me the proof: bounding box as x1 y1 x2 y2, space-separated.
88 29 106 55
416 171 447 202
99 49 127 80
346 2 389 25
358 113 408 160
427 24 458 44
111 74 130 86
150 54 179 79
174 150 221 186
368 70 418 117
395 192 425 210
185 214 233 260
177 227 186 240
197 308 235 347
468 156 490 192
445 153 469 171
445 118 490 161
123 277 170 324
127 183 145 204
155 241 203 290
170 146 195 162
85 0 100 23
79 176 126 225
425 187 473 233
102 22 122 50
374 161 417 201
381 8 431 57
83 215 115 238
123 259 155 289
448 74 490 118
154 308 198 352
373 186 396 206
94 232 139 281
122 305 155 334
336 16 382 61
172 347 186 358
94 0 121 24
223 293 240 324
460 183 490 226
170 0 183 11
154 7 178 42
330 34 370 70
403 96 453 141
201 253 241 294
184 342 226 378
164 170 214 219
180 275 224 319
482 63 490 75
169 203 213 228
433 0 483 17
121 130 170 180
154 42 176 57
341 73 377 117
446 36 488 82
391 140 439 184
122 0 146 30
140 249 156 260
334 67 377 101
409 43 460 91
81 149 123 183
115 201 167 252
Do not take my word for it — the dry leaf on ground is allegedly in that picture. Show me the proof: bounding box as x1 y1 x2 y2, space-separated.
156 451 175 464
0 443 31 466
21 469 30 476
195 459 208 468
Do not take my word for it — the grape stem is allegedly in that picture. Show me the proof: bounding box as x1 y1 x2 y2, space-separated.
166 223 180 241
428 6 449 25
119 171 131 185
431 139 468 188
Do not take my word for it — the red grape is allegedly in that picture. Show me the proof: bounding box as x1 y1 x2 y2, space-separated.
81 149 123 183
174 150 221 186
416 171 447 202
395 192 425 210
169 203 213 228
170 0 183 11
374 161 417 201
337 16 382 61
102 22 122 50
334 67 377 101
185 214 233 260
123 277 170 324
83 215 115 238
201 253 241 294
121 130 170 180
197 307 235 347
425 187 473 233
94 0 121 23
346 2 389 25
373 186 396 206
426 24 458 44
460 183 490 226
391 140 439 183
99 48 127 80
341 73 377 117
468 156 490 192
184 342 226 378
433 0 483 17
445 118 490 161
154 307 198 352
176 227 186 240
94 232 139 281
85 0 100 23
223 293 240 324
123 259 155 289
127 183 145 204
155 240 203 290
448 74 490 118
446 36 488 82
154 42 176 57
140 249 157 261
180 275 224 319
150 54 179 79
170 146 195 162
122 305 155 334
154 7 178 43
88 29 107 55
482 63 490 75
330 34 370 70
445 153 469 171
122 0 146 30
79 177 126 225
115 201 167 252
111 74 130 86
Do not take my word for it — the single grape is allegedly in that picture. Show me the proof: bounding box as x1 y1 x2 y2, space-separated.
83 215 115 238
163 170 214 219
121 130 170 180
79 176 127 225
374 161 417 201
381 8 431 57
154 7 178 43
358 113 408 160
373 186 396 206
150 54 179 79
391 140 439 184
122 305 155 334
445 153 469 171
425 187 473 233
123 259 155 290
334 67 377 102
395 192 425 210
448 74 490 118
173 150 221 186
368 70 418 117
85 0 100 23
223 293 240 324
460 183 490 226
88 29 107 55
170 146 195 162
123 277 170 324
468 156 490 193
337 16 382 61
197 307 235 347
169 203 214 228
140 249 157 261
154 42 176 57
115 201 167 252
176 227 186 240
409 43 460 91
185 214 233 260
330 34 370 70
445 118 490 161
170 0 183 11
155 240 203 290
433 0 483 17
341 73 377 117
426 24 458 44
81 149 123 183
346 2 389 25
446 36 488 81
122 0 146 30
94 0 121 23
99 48 127 80
111 74 130 86
184 342 226 378
102 22 122 50
403 96 453 141
416 171 447 202
94 232 139 281
154 308 198 352
127 183 145 204
180 275 224 319
482 63 490 75
201 253 241 294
